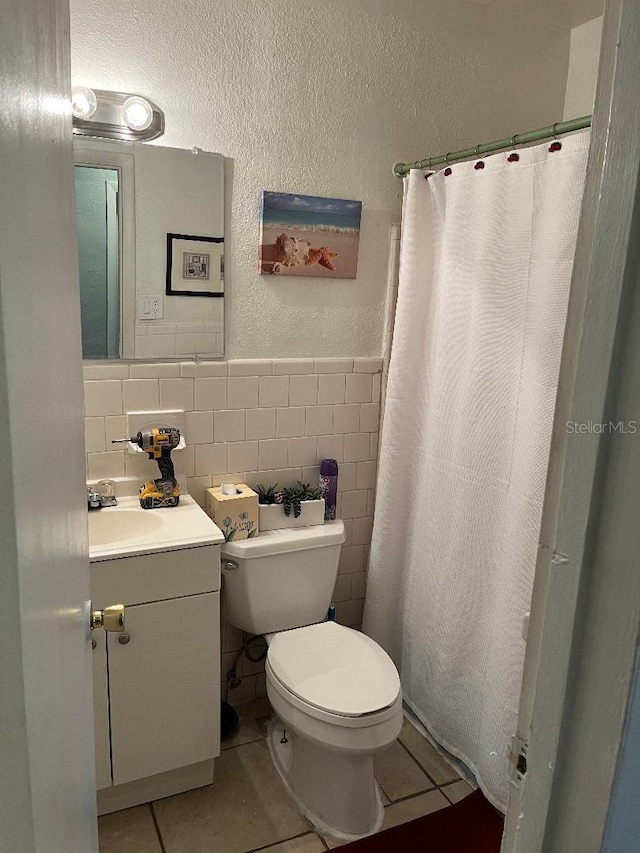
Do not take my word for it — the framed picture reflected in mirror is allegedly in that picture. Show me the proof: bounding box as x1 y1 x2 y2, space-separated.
166 233 224 297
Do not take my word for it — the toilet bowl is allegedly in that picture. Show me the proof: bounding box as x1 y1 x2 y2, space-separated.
265 621 402 838
221 521 403 838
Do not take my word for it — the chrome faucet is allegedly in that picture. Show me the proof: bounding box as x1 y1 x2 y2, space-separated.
87 479 118 510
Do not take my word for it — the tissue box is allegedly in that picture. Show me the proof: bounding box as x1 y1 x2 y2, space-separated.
205 484 259 542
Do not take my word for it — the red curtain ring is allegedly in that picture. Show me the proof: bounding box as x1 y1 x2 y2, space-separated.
549 141 562 152
507 152 520 162
424 171 434 180
474 161 485 170
444 167 452 176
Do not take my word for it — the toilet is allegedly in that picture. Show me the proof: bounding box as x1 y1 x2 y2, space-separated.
221 520 402 839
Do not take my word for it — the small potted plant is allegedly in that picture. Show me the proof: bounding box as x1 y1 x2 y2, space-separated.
256 482 325 531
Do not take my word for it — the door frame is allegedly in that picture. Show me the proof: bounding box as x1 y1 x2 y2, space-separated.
502 0 640 849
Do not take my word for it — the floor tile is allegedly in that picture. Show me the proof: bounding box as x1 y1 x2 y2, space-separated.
398 719 461 785
441 779 475 804
256 833 326 852
154 739 311 853
374 739 435 802
98 805 161 853
381 789 450 830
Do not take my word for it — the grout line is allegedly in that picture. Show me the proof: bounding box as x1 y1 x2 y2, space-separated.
149 802 167 853
244 831 316 853
316 830 330 851
384 784 440 806
396 736 442 789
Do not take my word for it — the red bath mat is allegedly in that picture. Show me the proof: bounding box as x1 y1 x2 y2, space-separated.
338 790 503 853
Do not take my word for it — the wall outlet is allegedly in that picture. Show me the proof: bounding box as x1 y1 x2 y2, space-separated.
138 295 164 320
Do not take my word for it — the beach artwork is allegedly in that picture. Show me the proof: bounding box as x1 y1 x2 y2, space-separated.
259 191 362 279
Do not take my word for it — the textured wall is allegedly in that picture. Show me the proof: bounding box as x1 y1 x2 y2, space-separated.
70 0 570 359
563 16 603 120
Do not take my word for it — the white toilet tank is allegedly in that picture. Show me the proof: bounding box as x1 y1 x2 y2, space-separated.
221 520 345 634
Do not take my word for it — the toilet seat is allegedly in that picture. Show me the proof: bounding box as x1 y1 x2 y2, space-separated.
267 622 400 723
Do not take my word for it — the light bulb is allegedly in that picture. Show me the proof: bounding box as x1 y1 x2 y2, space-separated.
122 96 154 131
71 86 97 119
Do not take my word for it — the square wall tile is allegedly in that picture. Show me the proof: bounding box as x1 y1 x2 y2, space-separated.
372 374 382 403
339 545 365 574
187 475 213 505
276 407 306 438
305 406 333 436
333 404 360 434
104 415 126 446
159 378 194 411
288 436 318 468
214 410 246 443
338 462 356 491
122 379 159 412
356 461 377 490
272 468 304 487
85 418 106 453
246 408 276 440
352 516 374 546
87 451 126 480
289 375 318 406
83 364 129 380
185 411 214 445
84 380 122 417
341 490 368 518
333 574 352 602
317 434 344 463
195 377 227 410
335 598 364 627
360 403 380 433
318 374 346 405
195 443 228 476
346 374 373 404
259 439 288 470
344 433 371 463
259 376 289 408
228 441 259 473
229 377 259 409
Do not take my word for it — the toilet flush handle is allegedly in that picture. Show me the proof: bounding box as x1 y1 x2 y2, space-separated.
222 559 238 571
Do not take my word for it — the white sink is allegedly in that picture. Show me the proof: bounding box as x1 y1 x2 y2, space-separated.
89 509 164 547
88 495 224 562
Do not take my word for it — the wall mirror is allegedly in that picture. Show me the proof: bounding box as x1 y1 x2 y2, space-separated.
74 139 224 360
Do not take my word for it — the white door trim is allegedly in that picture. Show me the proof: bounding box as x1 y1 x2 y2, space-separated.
502 0 640 849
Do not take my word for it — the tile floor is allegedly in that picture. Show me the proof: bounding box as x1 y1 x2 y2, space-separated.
98 698 475 853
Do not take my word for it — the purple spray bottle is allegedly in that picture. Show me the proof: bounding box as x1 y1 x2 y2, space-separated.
319 458 338 521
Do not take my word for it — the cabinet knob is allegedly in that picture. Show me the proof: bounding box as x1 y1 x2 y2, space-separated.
90 603 126 632
118 633 131 645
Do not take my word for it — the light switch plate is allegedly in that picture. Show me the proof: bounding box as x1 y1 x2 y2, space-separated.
137 295 164 320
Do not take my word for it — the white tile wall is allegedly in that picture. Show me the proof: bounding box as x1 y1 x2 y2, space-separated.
83 357 382 703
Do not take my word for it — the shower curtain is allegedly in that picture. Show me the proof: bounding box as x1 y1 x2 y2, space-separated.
363 133 590 811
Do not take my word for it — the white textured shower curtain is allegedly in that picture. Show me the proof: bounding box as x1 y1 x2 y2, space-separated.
363 133 590 811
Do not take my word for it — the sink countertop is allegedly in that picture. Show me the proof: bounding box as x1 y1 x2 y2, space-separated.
89 494 224 563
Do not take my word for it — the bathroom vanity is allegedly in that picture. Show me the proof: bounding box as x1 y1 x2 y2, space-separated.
88 495 224 815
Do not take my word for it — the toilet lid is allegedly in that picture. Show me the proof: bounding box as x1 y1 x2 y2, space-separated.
268 621 400 717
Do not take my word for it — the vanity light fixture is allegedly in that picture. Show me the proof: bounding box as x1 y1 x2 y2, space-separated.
71 87 164 141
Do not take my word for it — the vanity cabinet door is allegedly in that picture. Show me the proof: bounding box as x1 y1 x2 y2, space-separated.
107 592 220 786
92 630 112 790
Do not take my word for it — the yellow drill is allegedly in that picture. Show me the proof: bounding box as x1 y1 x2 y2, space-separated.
113 427 181 508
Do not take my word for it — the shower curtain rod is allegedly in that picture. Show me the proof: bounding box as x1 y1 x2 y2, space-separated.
393 114 592 176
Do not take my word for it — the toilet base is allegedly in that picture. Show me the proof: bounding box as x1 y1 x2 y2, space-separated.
267 715 385 840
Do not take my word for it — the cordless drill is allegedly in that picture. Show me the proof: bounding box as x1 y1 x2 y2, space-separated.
113 427 181 508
